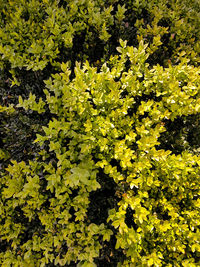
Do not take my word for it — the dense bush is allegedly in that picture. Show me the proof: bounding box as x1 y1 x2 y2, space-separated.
1 40 200 266
0 0 200 266
0 0 199 76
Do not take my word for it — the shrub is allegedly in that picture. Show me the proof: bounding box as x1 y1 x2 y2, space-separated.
1 40 200 266
0 0 200 266
0 0 199 79
0 0 116 73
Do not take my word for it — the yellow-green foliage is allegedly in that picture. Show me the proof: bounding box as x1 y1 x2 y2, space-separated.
0 0 115 71
1 40 200 266
0 0 200 266
0 0 199 77
125 0 200 65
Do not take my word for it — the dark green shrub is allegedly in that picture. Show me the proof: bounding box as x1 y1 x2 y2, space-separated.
1 41 200 266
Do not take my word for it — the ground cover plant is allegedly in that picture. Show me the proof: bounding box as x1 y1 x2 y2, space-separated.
0 0 200 266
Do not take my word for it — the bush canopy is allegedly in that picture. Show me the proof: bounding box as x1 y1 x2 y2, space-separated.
0 0 200 266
